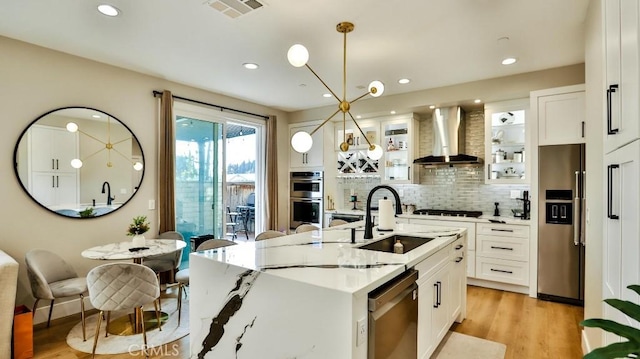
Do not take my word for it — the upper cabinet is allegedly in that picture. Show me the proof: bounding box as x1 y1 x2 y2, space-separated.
605 0 640 153
289 122 324 169
484 99 529 184
532 84 586 146
335 119 380 175
381 113 419 184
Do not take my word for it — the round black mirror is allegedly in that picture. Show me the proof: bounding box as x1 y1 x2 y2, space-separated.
13 107 145 218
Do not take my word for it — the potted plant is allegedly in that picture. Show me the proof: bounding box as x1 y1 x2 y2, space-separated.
580 284 640 358
79 207 96 218
127 215 150 247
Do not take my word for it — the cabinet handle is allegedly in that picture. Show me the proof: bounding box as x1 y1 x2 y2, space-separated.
490 268 513 274
56 175 59 188
433 283 439 308
607 164 619 220
51 159 55 170
491 228 514 232
455 257 463 263
487 164 491 180
607 84 619 135
455 244 463 250
581 121 585 138
407 166 410 181
436 281 442 306
56 159 59 170
51 175 55 188
490 246 513 251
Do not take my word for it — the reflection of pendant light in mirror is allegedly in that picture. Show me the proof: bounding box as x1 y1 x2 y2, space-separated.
287 22 385 161
66 118 143 171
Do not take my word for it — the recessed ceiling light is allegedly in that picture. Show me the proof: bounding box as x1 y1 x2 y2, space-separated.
501 57 517 65
474 99 482 104
322 93 332 98
429 105 436 109
390 110 396 115
243 63 259 70
91 114 101 118
398 78 410 84
356 115 361 119
97 4 119 17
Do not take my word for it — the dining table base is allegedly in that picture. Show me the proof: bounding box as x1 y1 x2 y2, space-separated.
106 310 169 336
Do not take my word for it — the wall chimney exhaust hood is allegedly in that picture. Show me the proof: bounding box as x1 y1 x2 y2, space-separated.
413 106 482 166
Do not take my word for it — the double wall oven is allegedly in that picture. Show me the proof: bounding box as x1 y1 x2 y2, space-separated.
290 171 323 229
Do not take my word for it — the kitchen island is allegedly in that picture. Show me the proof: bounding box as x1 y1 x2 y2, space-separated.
189 223 467 359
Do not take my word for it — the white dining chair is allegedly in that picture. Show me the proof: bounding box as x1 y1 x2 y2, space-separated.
255 230 286 241
143 231 185 283
86 263 160 358
295 224 320 234
25 249 88 341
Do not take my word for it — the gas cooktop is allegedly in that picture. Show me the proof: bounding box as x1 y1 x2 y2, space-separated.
412 209 483 218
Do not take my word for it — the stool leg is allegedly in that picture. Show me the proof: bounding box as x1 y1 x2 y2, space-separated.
154 299 162 331
140 307 148 358
79 294 86 341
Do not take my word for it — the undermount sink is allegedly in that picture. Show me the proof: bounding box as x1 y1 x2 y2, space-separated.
357 235 434 254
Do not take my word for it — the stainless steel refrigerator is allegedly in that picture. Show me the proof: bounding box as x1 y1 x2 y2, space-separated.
538 144 585 305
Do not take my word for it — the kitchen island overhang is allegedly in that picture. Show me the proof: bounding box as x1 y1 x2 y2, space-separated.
189 223 466 359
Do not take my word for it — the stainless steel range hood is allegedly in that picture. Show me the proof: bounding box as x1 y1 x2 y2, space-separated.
413 106 482 166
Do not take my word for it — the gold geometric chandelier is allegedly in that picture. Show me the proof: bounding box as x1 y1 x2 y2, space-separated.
288 21 384 160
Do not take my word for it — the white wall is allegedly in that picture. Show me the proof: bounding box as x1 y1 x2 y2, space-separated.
0 35 289 307
583 0 604 351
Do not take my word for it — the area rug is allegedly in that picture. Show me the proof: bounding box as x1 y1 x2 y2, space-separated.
433 331 506 359
66 297 189 354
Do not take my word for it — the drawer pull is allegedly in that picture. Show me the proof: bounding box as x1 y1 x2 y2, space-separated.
490 268 513 274
491 246 514 251
455 244 463 250
455 257 463 263
491 228 514 232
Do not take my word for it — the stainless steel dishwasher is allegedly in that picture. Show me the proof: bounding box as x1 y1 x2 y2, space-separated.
368 269 418 359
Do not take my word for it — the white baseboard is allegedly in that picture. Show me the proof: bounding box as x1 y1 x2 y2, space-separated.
467 278 529 295
32 297 95 325
582 329 591 355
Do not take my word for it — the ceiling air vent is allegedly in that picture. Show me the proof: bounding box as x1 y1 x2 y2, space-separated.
208 0 264 19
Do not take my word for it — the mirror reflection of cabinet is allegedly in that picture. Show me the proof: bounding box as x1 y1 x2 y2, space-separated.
484 99 529 184
14 107 145 218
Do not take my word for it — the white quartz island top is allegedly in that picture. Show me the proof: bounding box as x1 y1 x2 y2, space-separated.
190 223 464 297
189 223 467 359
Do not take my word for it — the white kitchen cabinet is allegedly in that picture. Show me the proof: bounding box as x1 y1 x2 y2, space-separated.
532 84 586 145
604 0 640 154
415 234 466 359
289 123 324 169
475 223 530 287
484 99 530 184
27 125 79 208
604 139 640 342
380 113 419 184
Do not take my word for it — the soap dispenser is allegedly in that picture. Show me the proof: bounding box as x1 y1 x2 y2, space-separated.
393 239 404 254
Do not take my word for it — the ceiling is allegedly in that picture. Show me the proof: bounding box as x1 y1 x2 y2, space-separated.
0 0 590 113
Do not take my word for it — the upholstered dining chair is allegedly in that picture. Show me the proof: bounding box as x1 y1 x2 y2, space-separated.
25 249 88 341
86 263 160 358
295 224 320 234
328 219 349 227
174 239 236 325
255 230 286 241
143 231 184 284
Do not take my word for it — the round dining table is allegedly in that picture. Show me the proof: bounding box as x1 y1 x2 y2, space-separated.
81 238 186 264
81 239 186 335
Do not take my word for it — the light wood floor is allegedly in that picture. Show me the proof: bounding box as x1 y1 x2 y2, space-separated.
451 285 584 359
33 285 584 358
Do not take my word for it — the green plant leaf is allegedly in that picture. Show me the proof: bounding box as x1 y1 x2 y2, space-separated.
604 298 640 323
581 318 640 342
628 285 640 296
584 340 640 359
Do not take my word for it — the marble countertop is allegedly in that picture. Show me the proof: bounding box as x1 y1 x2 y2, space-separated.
325 208 530 225
192 223 464 296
